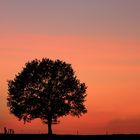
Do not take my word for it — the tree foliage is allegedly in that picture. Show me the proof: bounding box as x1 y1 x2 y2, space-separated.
7 58 87 134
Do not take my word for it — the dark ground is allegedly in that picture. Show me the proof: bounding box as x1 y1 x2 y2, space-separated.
1 134 140 140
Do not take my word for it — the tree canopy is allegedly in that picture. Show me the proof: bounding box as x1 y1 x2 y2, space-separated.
7 58 87 134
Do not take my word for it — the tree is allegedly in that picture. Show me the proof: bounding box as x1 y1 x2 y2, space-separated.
7 58 87 135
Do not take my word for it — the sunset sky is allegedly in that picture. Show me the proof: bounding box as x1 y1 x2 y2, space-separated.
0 0 140 134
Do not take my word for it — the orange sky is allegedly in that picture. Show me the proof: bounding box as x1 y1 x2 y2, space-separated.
1 33 140 134
0 0 140 134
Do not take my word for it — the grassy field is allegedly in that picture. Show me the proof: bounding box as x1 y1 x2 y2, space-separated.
1 134 140 140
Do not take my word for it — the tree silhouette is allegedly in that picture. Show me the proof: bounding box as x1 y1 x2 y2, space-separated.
7 58 87 135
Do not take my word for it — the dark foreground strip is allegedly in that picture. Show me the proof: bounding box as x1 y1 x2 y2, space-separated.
0 134 140 140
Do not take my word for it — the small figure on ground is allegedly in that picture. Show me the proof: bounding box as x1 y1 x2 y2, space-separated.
4 127 7 134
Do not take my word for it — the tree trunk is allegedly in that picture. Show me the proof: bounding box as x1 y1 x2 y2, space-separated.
48 119 52 135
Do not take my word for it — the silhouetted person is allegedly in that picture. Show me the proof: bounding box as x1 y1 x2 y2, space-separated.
77 130 79 135
12 129 15 134
4 127 7 134
8 129 12 134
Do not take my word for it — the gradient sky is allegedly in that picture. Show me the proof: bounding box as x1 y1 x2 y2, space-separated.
0 0 140 134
